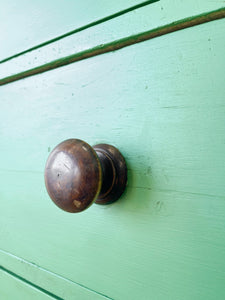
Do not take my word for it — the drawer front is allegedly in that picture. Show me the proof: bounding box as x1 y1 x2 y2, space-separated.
0 19 225 299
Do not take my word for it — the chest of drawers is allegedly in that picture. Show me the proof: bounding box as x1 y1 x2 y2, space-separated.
0 1 225 299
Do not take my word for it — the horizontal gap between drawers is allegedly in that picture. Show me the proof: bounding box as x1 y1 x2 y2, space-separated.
0 0 159 64
0 249 112 299
0 7 224 86
0 266 62 300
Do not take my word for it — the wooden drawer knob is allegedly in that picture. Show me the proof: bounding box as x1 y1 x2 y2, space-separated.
44 139 127 213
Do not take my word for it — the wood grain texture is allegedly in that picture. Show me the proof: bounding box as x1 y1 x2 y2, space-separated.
0 0 157 62
0 19 225 299
0 2 224 80
0 268 55 300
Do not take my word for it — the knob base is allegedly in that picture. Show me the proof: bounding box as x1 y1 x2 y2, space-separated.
93 144 127 205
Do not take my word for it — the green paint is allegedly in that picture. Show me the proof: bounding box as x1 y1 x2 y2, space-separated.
0 0 158 62
1 0 223 65
1 5 225 80
0 17 225 299
0 269 55 299
0 0 158 64
0 7 224 86
0 250 109 300
0 266 62 299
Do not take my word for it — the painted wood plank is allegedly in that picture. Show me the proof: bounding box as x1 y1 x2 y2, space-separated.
0 8 224 85
0 1 224 79
0 0 155 62
0 19 225 299
0 250 110 300
0 268 56 300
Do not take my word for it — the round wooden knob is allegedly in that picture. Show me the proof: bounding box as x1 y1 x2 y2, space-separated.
44 139 127 213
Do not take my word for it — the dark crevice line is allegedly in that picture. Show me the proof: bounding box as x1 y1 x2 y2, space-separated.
0 0 159 64
0 7 224 86
0 249 113 300
0 265 62 300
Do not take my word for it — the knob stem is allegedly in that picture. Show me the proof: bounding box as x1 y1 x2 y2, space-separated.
94 144 127 205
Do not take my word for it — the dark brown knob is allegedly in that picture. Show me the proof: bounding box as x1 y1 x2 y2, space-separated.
44 139 127 213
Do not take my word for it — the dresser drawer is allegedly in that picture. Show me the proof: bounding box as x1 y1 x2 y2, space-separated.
0 18 225 299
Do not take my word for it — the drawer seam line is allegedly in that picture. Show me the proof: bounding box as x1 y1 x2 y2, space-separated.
0 266 62 300
0 7 224 86
0 249 113 300
0 0 159 64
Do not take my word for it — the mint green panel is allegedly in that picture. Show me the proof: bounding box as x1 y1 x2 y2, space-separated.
0 0 154 61
0 250 108 300
0 19 225 299
0 269 54 300
1 2 224 78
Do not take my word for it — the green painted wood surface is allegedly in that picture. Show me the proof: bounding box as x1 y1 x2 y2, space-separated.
0 18 225 299
0 0 156 62
1 1 224 79
0 250 109 300
0 269 55 299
